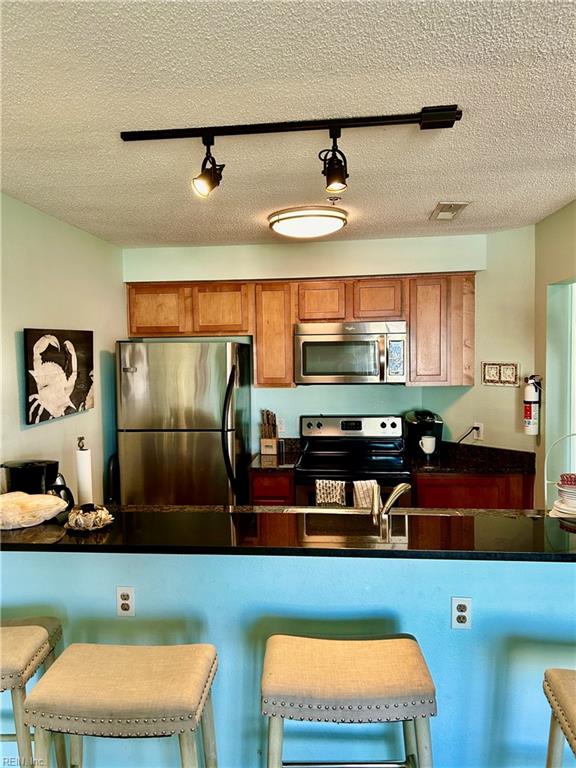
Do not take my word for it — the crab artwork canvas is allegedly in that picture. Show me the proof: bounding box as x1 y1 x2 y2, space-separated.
24 328 94 424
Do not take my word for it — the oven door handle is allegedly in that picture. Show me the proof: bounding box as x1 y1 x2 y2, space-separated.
378 336 387 382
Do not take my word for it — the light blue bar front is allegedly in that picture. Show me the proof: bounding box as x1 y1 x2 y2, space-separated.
1 552 575 768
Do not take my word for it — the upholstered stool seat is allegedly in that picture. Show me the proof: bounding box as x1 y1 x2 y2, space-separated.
543 668 576 766
262 634 436 768
0 617 65 767
24 642 218 767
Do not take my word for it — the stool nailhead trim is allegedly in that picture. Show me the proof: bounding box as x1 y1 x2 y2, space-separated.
24 654 218 739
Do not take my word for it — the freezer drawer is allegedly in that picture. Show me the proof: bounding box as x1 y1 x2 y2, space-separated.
118 431 234 505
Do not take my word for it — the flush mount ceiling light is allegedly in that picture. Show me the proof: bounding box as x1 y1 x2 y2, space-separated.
318 127 349 193
191 135 225 198
268 206 348 239
121 104 462 210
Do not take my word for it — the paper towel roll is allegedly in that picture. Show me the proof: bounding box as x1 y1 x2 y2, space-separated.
76 448 93 505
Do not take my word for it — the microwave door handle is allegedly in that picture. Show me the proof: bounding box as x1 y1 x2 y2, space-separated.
378 336 387 382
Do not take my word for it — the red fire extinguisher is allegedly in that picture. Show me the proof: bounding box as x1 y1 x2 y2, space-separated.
523 375 542 435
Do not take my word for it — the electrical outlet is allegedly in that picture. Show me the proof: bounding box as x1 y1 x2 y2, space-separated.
116 586 135 616
473 422 484 440
451 597 472 629
277 417 286 436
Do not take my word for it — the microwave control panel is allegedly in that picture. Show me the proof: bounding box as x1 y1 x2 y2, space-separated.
300 415 403 438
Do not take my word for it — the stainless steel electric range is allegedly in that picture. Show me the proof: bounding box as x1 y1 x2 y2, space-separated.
294 415 412 546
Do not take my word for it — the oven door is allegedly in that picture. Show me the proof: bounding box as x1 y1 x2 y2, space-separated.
295 334 383 384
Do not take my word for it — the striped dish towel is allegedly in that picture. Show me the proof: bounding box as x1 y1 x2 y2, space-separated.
315 479 346 506
353 479 382 510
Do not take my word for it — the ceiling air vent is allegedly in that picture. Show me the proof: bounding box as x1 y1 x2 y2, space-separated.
429 201 470 221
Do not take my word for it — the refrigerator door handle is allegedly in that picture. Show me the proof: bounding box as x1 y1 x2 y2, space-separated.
221 364 237 496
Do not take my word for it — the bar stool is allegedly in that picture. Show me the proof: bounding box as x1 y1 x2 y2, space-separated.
0 616 66 767
24 642 218 767
543 668 576 767
261 633 436 768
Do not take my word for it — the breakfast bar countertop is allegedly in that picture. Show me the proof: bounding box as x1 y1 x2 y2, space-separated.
1 505 573 561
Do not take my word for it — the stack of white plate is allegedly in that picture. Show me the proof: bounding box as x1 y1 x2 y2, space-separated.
551 483 576 517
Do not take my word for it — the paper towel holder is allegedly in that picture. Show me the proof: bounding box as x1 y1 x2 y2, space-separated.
77 435 86 450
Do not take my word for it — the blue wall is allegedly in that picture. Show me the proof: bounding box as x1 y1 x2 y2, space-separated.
2 552 575 768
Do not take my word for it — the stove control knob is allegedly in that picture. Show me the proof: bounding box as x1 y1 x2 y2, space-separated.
306 422 313 429
316 422 323 429
380 421 387 429
391 421 397 429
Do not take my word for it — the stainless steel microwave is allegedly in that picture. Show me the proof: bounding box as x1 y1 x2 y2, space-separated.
294 321 407 384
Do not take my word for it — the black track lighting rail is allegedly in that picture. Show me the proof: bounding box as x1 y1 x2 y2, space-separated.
120 104 461 142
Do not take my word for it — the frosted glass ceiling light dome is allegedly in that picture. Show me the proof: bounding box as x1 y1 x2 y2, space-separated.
268 206 347 239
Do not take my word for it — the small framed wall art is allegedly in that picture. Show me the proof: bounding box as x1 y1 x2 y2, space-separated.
24 328 94 424
481 361 520 387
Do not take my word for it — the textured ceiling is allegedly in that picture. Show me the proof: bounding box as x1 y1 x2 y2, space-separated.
1 0 575 247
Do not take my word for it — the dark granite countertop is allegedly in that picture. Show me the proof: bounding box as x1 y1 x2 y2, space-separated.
1 504 573 561
411 441 535 475
249 441 535 475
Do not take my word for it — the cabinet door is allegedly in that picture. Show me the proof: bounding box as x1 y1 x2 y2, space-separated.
191 283 252 333
415 473 533 509
298 281 346 320
410 472 534 550
408 274 475 386
353 278 404 319
250 471 294 505
250 470 297 545
408 276 449 383
128 284 190 336
255 283 294 386
447 274 475 386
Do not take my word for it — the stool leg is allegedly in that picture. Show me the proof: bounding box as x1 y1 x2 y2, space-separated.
402 719 417 764
200 692 218 768
34 726 52 768
11 686 33 767
267 716 284 768
70 734 84 768
179 730 199 768
414 716 433 768
545 713 565 768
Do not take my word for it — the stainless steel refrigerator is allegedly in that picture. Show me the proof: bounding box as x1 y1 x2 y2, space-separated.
116 340 251 505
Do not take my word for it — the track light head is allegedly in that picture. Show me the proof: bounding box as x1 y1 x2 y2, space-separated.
192 136 225 198
319 128 349 193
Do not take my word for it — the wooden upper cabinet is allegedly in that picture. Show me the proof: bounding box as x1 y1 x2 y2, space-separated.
447 274 475 386
408 276 449 384
255 282 295 387
297 281 346 321
128 283 190 336
408 273 475 386
191 283 252 334
352 278 403 319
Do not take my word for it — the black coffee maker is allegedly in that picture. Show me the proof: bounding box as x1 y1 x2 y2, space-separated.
1 459 75 509
404 410 444 454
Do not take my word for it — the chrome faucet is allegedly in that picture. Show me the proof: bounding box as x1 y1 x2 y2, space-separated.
373 483 412 541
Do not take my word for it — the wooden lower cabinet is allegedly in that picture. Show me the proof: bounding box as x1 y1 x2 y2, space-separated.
255 282 295 386
411 472 534 549
249 469 297 546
